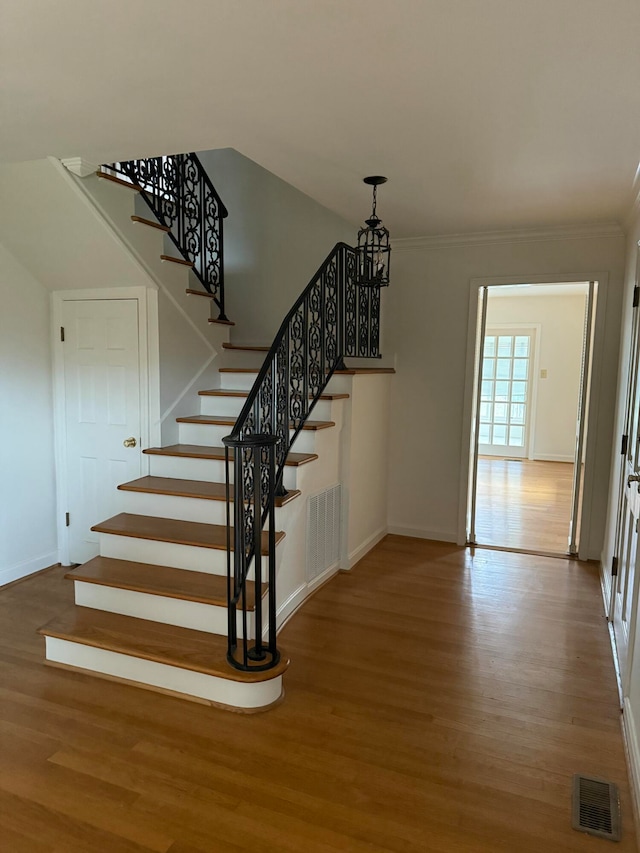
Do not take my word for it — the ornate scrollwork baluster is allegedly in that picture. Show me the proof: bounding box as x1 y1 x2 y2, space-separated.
103 152 227 317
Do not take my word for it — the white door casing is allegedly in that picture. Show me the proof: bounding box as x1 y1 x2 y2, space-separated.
459 273 607 558
53 288 159 565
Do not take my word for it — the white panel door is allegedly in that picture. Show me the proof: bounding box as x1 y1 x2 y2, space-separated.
63 299 142 563
612 281 640 691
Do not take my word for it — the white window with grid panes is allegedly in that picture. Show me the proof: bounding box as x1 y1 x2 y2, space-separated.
478 328 535 458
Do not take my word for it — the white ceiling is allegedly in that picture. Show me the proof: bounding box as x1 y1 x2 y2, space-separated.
2 0 640 238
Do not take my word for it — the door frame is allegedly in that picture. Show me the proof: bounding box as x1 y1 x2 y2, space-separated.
51 286 160 566
457 272 608 560
477 323 541 461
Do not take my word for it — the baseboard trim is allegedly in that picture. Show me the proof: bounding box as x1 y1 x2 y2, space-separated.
0 551 59 589
344 526 387 569
622 699 640 839
275 563 341 633
600 549 613 619
387 525 458 543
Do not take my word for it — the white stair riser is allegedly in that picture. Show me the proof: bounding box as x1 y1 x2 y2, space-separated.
98 532 270 580
44 637 282 710
117 489 290 528
221 372 357 393
178 421 324 450
219 372 259 391
146 453 301 491
119 490 227 525
73 581 252 637
287 429 321 455
99 532 227 574
326 374 354 395
198 395 246 418
199 394 334 421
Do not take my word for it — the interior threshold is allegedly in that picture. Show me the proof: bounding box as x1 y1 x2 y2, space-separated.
467 542 577 561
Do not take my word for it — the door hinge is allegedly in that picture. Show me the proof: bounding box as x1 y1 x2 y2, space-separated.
65 512 70 527
622 434 629 456
60 326 65 342
612 556 618 577
634 286 639 308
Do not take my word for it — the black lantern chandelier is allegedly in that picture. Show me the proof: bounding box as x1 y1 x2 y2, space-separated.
356 175 391 286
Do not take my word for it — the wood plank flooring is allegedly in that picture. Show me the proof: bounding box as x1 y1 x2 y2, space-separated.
476 457 574 553
0 537 634 851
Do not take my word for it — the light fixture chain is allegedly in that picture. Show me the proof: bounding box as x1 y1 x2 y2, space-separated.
372 183 378 218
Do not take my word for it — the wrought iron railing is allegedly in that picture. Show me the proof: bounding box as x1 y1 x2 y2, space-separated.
223 242 383 671
103 153 229 320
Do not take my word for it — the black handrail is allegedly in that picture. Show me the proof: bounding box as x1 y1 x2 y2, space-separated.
103 153 229 320
223 241 382 671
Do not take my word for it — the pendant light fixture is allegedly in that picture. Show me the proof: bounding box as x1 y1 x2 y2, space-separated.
356 175 391 286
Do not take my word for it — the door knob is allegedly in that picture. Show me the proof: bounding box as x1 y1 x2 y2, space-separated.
123 437 137 448
628 474 640 486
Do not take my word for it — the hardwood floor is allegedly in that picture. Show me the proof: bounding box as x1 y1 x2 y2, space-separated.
476 457 574 553
0 537 635 851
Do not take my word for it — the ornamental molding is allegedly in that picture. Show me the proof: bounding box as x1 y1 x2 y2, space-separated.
60 157 98 178
392 221 624 252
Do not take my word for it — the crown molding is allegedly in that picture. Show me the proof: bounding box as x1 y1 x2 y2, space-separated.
392 221 625 252
60 156 98 178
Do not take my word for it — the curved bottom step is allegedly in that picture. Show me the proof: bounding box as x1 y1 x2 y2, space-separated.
39 607 288 712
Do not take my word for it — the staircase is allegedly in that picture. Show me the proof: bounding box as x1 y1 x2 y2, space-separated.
39 153 389 711
40 341 349 711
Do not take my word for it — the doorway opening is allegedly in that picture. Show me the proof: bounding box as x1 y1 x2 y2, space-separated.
466 281 596 556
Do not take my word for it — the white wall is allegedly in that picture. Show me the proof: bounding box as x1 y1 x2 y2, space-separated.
486 292 586 462
0 244 58 584
195 148 355 343
339 373 392 567
386 232 625 555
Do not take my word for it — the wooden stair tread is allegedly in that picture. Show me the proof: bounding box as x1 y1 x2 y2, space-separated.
219 367 395 375
161 255 193 268
118 476 300 507
222 343 270 352
177 414 335 431
199 389 349 401
332 367 396 375
91 513 284 553
208 317 236 326
39 607 288 682
131 215 170 232
143 444 318 466
186 288 213 298
65 556 263 608
97 171 143 192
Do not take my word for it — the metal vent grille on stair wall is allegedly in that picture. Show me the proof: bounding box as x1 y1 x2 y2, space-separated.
307 485 341 582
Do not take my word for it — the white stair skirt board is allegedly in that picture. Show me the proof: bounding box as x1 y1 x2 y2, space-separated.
98 533 228 574
73 581 253 637
146 453 300 491
44 637 282 710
